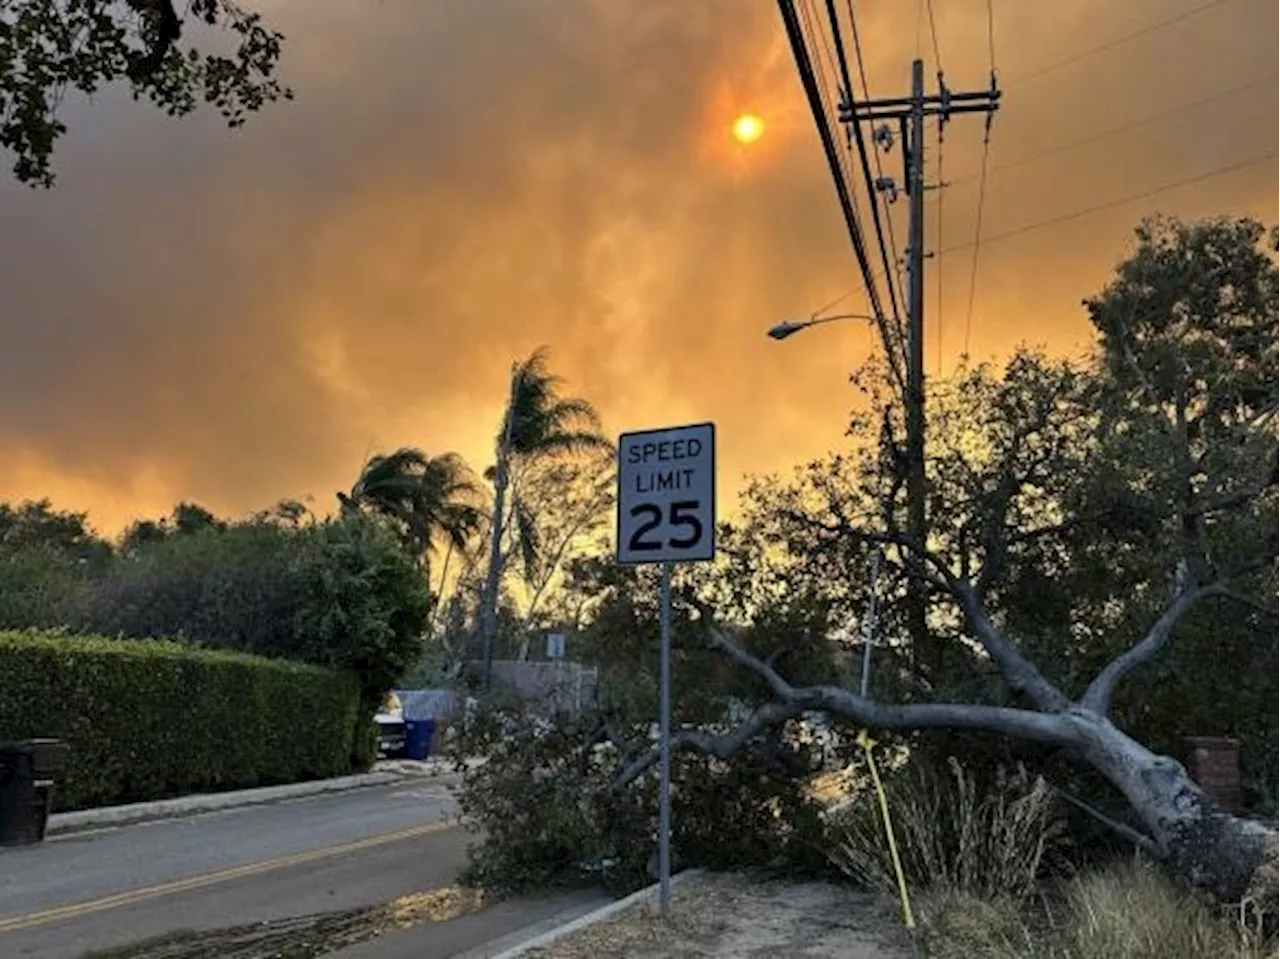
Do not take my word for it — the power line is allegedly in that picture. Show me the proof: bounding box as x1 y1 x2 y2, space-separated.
827 0 904 328
801 0 875 264
847 0 908 333
950 74 1276 185
963 132 993 358
943 150 1276 256
985 0 995 74
962 0 997 358
1008 0 1236 84
797 0 866 255
934 126 945 375
798 1 845 170
778 0 901 389
915 0 925 60
925 0 945 374
924 0 943 70
823 150 1274 318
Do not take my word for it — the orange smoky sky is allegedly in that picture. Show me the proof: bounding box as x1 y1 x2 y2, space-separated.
0 0 1274 534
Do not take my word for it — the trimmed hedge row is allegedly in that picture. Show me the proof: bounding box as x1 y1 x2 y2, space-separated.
0 629 362 811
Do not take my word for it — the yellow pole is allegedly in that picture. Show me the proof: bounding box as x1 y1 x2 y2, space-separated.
856 729 915 930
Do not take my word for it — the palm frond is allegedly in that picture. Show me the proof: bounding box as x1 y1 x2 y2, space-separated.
497 348 609 461
532 430 614 459
343 445 483 561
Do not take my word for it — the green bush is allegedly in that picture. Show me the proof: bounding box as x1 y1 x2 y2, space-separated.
0 629 361 811
0 553 87 630
451 701 832 896
75 514 430 768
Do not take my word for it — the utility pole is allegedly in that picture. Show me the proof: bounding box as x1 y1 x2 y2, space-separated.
840 60 1000 680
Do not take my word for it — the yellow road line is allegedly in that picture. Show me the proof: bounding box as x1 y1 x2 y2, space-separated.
0 819 456 934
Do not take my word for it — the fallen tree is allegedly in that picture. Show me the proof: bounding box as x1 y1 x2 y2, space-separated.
613 217 1278 903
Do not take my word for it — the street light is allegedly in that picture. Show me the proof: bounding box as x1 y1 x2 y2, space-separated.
765 312 877 340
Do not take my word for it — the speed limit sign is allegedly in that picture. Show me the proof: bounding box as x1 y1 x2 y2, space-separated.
615 421 716 917
616 422 716 565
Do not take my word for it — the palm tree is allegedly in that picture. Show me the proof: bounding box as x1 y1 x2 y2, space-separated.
338 448 483 585
477 347 611 688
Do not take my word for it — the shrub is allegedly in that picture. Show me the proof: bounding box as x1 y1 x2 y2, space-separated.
450 701 832 896
0 629 362 810
917 857 1277 959
0 553 86 630
827 753 1069 903
74 514 430 768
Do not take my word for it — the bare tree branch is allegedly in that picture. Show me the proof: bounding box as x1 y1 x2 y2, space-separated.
1053 788 1161 857
1081 554 1276 715
951 581 1073 712
1187 455 1279 517
612 599 1081 790
1220 590 1280 618
779 508 1071 712
612 700 808 790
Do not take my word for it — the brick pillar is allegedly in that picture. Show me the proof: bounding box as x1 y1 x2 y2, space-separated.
1184 736 1242 812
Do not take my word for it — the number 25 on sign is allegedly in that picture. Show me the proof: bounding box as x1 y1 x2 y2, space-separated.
616 422 716 565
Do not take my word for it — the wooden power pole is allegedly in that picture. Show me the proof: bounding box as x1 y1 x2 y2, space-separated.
841 60 1000 679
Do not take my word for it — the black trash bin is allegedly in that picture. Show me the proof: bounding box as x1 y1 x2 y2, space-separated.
0 739 70 846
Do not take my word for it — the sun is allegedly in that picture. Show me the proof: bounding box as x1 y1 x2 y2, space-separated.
732 113 765 144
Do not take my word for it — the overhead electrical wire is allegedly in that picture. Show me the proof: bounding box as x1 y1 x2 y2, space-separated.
799 0 865 243
943 150 1276 257
799 0 911 383
935 125 946 375
922 0 945 375
846 0 907 328
799 0 1265 355
985 0 995 73
815 149 1275 316
948 74 1276 186
825 0 904 330
962 0 996 358
1007 0 1236 84
777 0 904 391
924 0 943 69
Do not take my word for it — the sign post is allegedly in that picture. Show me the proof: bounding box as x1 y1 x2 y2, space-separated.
616 422 716 917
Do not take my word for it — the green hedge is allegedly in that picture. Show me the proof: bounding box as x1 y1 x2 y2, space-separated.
0 629 362 811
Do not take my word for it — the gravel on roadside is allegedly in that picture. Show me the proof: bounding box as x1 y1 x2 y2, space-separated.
521 871 911 959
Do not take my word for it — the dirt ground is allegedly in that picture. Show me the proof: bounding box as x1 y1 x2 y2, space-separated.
522 872 913 959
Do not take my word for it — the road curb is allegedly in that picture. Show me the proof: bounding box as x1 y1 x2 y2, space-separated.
479 869 706 959
45 770 453 836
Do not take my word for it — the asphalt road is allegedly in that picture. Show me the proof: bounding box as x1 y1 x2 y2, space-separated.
0 779 602 959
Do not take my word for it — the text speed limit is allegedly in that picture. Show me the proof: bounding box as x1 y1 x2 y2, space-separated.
616 422 716 565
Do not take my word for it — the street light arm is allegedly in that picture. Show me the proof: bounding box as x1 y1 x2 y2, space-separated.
766 312 877 340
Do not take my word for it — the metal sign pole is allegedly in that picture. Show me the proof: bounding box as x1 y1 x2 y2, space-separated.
658 559 673 916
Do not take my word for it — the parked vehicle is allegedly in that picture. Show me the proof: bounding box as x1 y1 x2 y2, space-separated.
374 692 406 757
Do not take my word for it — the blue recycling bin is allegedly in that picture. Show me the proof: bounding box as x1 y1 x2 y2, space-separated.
404 719 435 761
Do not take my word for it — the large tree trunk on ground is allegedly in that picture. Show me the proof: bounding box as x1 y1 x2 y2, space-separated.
609 606 1277 905
1067 709 1273 903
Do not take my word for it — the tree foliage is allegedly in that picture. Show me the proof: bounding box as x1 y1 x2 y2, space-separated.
2 0 290 186
338 447 483 579
477 347 611 675
84 511 430 699
574 215 1277 903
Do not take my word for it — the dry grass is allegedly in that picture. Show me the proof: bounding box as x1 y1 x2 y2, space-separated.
828 756 1067 903
917 857 1278 959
